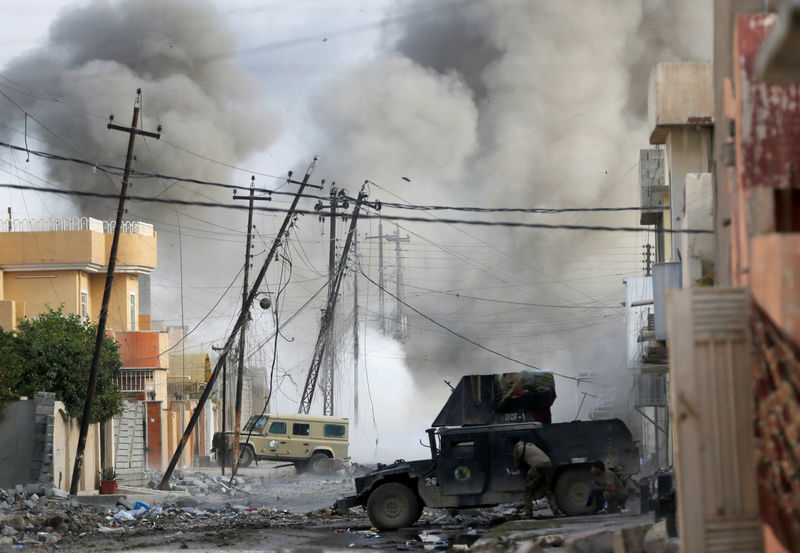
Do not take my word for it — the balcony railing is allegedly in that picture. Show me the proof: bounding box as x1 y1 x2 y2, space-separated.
2 217 152 236
118 368 156 394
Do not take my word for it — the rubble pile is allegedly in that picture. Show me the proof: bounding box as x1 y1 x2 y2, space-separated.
0 469 366 550
145 469 254 496
0 482 107 547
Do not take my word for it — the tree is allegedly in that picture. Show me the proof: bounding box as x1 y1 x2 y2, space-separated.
0 307 123 422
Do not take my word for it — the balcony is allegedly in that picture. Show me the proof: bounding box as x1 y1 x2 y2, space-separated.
117 367 167 401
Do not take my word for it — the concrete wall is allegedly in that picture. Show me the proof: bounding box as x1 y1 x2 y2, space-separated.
0 398 35 488
0 393 100 492
3 270 80 317
0 229 156 269
113 400 146 486
53 400 101 492
681 172 715 285
117 331 170 368
87 273 138 332
648 61 714 142
0 298 16 331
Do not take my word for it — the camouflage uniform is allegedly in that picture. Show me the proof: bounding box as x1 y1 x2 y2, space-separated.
591 468 627 512
513 441 560 517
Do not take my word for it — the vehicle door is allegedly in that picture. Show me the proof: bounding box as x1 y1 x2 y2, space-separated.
285 421 312 460
259 419 289 458
437 434 489 496
244 416 269 454
489 432 526 493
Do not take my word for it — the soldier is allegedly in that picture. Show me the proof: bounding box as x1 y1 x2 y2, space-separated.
513 440 561 517
590 460 627 513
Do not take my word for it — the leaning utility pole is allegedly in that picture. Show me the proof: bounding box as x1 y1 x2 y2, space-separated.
231 177 255 477
70 90 160 496
352 234 359 423
298 187 367 415
159 162 318 489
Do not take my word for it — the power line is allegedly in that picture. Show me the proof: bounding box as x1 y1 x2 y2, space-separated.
401 283 625 309
358 269 581 382
0 183 713 234
374 200 666 213
3 140 665 214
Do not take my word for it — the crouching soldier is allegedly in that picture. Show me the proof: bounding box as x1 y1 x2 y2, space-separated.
513 440 561 517
589 460 627 513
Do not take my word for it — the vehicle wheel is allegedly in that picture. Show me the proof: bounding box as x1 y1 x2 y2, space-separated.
366 483 421 530
554 469 595 516
309 451 332 475
237 445 254 468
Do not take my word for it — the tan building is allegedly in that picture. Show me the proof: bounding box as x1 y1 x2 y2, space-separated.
0 217 156 332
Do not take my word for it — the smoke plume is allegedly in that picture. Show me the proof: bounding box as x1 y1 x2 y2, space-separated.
0 0 278 211
307 0 713 422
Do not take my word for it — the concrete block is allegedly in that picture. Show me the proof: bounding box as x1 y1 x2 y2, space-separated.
45 488 69 500
4 516 25 531
514 543 544 553
565 529 613 553
611 527 645 553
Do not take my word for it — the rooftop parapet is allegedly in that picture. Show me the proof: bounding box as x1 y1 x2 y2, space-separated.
0 217 156 273
648 61 714 144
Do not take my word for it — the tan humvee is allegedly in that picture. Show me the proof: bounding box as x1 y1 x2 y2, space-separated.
212 413 349 472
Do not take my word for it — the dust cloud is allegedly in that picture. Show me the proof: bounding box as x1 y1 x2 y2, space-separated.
0 0 280 344
306 0 713 429
0 0 278 205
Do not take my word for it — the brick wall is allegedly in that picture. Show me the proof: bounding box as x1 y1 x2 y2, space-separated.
113 401 146 486
31 392 55 482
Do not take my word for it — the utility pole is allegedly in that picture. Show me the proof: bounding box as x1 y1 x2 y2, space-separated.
364 219 386 333
299 187 368 415
352 234 359 424
643 243 653 276
386 223 410 342
70 90 161 495
230 177 255 477
159 162 319 489
230 180 271 476
323 185 338 416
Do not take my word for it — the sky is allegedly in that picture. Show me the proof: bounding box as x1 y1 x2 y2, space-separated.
0 0 713 463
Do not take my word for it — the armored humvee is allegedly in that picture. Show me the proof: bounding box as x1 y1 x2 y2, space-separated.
336 372 639 530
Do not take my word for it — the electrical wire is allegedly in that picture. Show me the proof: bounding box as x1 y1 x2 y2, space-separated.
0 183 712 234
359 269 582 382
2 140 667 215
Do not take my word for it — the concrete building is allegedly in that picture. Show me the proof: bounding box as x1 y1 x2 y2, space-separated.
713 8 800 553
0 217 156 331
636 6 800 552
0 216 172 486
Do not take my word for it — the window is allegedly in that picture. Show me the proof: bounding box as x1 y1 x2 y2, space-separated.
268 421 286 435
129 292 136 331
244 416 268 432
323 424 346 438
292 423 310 436
449 440 475 458
80 290 89 319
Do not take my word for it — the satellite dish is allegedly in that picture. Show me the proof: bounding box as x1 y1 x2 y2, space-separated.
259 297 272 310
